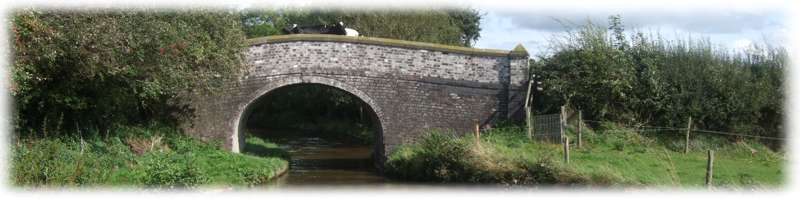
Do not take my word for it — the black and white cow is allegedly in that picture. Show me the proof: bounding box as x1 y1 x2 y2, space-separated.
282 22 358 37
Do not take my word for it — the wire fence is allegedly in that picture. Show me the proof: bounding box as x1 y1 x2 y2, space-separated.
532 113 562 142
581 119 786 141
521 106 782 187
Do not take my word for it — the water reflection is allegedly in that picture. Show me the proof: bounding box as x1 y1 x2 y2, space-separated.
248 129 391 187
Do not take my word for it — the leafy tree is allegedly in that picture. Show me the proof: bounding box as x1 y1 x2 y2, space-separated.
240 9 286 38
446 8 483 47
534 16 785 140
608 14 627 51
239 7 482 47
535 22 636 123
11 10 246 136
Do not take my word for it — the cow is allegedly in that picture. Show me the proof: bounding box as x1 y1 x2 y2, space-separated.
282 22 358 37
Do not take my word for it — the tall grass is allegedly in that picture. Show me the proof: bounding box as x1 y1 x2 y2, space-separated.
11 124 288 188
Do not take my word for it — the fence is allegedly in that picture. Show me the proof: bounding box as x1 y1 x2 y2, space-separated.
521 75 782 186
536 109 783 188
580 119 787 141
526 105 580 143
531 113 562 142
525 106 786 145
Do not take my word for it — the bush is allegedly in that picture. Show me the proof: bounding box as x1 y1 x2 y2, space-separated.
11 9 246 136
139 153 209 188
534 16 785 141
235 167 274 186
385 131 472 182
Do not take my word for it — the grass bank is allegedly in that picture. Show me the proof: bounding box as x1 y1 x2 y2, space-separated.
385 123 784 188
11 125 289 188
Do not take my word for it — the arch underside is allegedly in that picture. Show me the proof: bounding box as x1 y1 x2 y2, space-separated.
232 75 387 159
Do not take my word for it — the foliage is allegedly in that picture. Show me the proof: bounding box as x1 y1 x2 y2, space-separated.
445 8 483 47
139 153 209 188
385 131 472 182
239 7 481 47
385 128 620 185
533 16 786 139
11 125 288 187
11 9 247 136
245 84 377 145
240 9 286 38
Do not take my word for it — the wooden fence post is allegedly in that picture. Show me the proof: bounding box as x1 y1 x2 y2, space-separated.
685 116 692 154
560 106 566 139
526 108 532 139
577 110 583 148
706 150 714 188
563 136 570 164
474 119 481 147
525 80 534 139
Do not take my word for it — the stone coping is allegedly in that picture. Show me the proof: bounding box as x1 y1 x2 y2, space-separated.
246 34 528 58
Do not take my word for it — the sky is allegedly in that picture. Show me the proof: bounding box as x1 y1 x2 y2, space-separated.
8 0 787 57
472 2 790 56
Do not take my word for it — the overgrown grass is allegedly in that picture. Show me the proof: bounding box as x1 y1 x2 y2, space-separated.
11 125 289 188
385 124 784 188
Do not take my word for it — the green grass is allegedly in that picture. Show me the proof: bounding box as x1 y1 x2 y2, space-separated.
385 123 784 188
565 123 784 187
11 125 289 188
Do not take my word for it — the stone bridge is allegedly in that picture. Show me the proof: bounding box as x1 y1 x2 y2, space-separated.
182 34 529 161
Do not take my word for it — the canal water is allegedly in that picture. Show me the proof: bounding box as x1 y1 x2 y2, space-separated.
246 129 529 190
248 129 393 187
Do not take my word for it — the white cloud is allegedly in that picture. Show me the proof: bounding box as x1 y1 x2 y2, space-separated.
495 7 786 34
474 3 789 53
732 39 754 49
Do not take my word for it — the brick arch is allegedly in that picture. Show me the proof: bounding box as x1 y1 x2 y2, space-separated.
231 75 386 155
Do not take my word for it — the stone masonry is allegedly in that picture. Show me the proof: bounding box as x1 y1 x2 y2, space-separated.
182 34 529 163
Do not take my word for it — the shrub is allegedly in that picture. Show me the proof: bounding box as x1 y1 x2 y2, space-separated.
11 10 246 136
235 167 274 186
138 153 209 188
534 16 785 141
385 131 471 182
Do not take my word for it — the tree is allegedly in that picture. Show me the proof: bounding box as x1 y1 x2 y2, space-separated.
240 9 286 38
607 14 627 51
535 15 785 140
239 8 482 47
446 8 482 47
11 10 246 136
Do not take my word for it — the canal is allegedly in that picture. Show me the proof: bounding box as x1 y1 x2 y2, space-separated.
241 84 397 187
248 129 393 187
